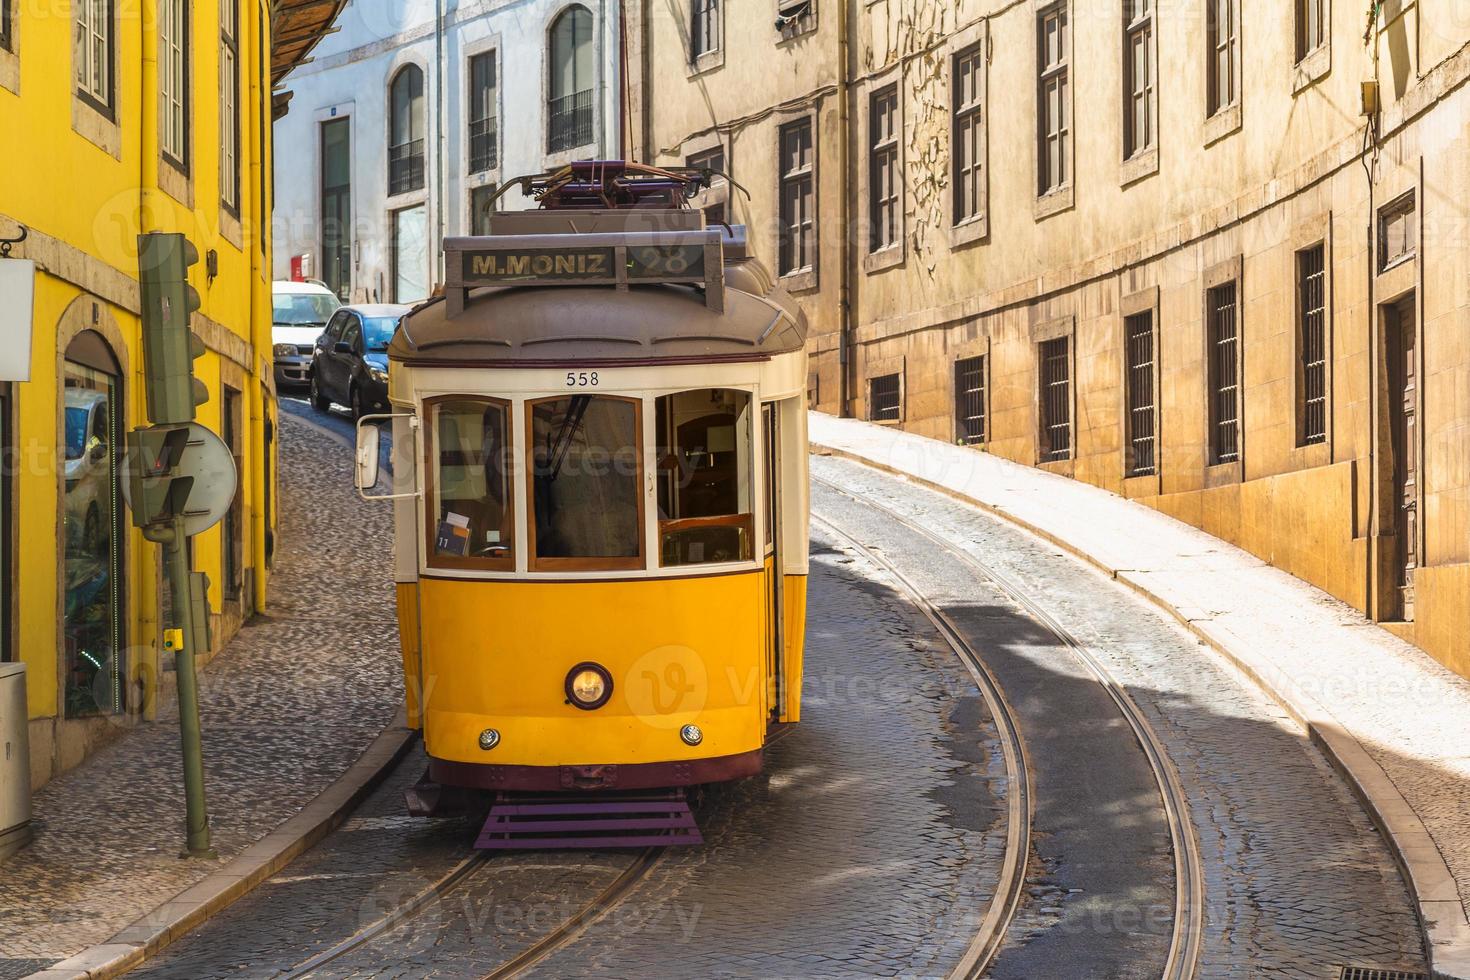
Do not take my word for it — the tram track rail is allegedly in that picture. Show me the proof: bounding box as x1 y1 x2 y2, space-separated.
809 513 1032 980
813 474 1204 980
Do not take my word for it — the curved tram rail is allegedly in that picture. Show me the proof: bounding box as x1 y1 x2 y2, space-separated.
808 514 1031 979
813 476 1204 980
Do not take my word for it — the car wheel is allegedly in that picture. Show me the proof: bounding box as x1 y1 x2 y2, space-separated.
310 372 330 412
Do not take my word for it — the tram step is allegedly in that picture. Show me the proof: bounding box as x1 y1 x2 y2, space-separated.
474 791 703 850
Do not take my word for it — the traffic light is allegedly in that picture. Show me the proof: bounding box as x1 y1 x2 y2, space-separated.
125 425 194 529
138 232 207 425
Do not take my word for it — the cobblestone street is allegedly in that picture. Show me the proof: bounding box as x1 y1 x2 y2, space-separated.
0 410 404 978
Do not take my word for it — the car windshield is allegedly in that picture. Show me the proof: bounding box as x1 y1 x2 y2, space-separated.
362 317 400 352
272 293 339 326
65 407 89 461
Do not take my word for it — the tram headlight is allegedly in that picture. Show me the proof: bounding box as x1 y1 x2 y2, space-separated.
565 663 613 710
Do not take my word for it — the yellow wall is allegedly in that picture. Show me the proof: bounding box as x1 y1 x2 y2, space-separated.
0 0 278 784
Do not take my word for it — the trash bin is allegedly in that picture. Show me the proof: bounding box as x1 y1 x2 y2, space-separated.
0 662 31 861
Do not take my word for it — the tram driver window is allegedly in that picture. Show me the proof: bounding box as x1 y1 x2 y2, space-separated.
656 389 754 567
429 398 514 569
530 396 643 568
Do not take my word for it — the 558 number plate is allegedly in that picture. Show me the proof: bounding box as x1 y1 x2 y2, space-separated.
566 371 600 388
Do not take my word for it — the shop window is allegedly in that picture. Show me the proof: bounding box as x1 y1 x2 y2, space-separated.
62 335 125 717
392 204 427 303
428 397 514 571
0 383 11 662
656 389 754 568
529 395 643 570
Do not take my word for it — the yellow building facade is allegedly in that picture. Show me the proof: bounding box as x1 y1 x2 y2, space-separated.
0 0 330 786
628 1 1470 681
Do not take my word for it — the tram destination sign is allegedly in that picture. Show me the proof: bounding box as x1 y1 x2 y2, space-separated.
445 230 725 315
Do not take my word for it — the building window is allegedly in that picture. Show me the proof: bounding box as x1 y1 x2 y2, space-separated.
776 0 814 36
868 373 901 422
867 85 900 253
320 117 352 301
686 145 727 225
222 387 243 601
1125 311 1156 476
955 356 986 446
548 5 595 153
1123 0 1153 159
1037 3 1070 196
257 1 268 236
953 43 984 226
75 0 114 114
1207 0 1238 116
778 117 815 276
1379 192 1416 271
392 204 428 303
470 183 497 236
1298 244 1327 446
1207 282 1240 464
389 65 426 195
220 0 240 212
1 0 12 53
691 0 720 59
1039 337 1072 461
468 50 497 174
1296 0 1324 60
158 0 189 170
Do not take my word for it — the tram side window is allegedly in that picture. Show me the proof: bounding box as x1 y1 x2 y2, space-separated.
530 396 643 568
430 399 514 568
656 389 754 567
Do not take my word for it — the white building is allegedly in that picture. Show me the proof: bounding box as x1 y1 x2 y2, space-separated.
271 0 623 304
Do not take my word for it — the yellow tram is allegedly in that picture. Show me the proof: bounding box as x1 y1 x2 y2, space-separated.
354 164 809 842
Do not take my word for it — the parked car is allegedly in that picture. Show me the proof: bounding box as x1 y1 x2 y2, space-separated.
271 280 341 388
310 304 411 418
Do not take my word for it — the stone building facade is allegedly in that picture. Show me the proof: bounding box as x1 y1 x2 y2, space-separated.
626 0 1470 681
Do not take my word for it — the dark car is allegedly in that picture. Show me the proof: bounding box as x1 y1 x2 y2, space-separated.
309 304 411 418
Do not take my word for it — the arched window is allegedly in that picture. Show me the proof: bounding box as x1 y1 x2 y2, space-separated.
547 5 594 153
388 64 426 195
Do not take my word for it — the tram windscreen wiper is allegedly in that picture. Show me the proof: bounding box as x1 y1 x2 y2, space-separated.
546 395 592 481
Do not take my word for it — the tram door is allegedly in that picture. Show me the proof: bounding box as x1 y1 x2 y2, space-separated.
763 404 784 724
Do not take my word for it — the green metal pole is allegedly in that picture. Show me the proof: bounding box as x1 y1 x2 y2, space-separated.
161 518 212 858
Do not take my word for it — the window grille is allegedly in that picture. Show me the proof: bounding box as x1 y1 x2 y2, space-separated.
1124 0 1153 158
869 373 901 422
1207 0 1237 115
778 118 815 275
1039 337 1072 461
1125 312 1156 475
1037 4 1069 195
469 51 498 173
389 65 426 195
953 44 984 225
1208 282 1240 464
1379 193 1416 271
955 356 986 445
1298 245 1327 445
869 85 899 252
548 6 595 153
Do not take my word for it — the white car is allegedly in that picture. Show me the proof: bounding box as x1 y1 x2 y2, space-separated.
64 389 113 555
271 280 341 388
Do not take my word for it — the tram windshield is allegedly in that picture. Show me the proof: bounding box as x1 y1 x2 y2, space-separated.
429 399 514 568
656 389 754 567
530 396 643 567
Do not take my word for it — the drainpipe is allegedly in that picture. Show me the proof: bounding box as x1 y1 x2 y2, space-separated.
836 0 853 418
1362 24 1381 617
435 0 446 283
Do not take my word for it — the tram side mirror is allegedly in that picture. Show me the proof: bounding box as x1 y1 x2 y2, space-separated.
354 423 381 492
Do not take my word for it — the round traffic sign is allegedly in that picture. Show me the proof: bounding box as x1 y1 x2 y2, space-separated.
122 422 239 537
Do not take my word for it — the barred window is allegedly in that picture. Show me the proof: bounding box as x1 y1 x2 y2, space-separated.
548 5 595 153
1296 0 1324 61
691 0 720 59
1207 0 1238 115
388 65 426 195
76 0 113 113
159 0 189 171
1125 312 1156 476
1124 0 1153 159
1039 337 1072 461
1208 282 1240 464
1379 193 1416 271
686 145 727 225
1298 245 1327 445
953 43 984 225
868 373 901 422
220 0 240 211
778 118 815 276
469 51 498 174
869 85 899 252
955 356 986 446
1037 4 1069 196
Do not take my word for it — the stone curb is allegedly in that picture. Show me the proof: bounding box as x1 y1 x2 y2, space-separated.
23 713 417 980
812 438 1470 980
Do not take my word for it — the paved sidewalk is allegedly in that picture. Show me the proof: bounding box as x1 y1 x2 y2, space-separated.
0 412 405 978
810 412 1470 980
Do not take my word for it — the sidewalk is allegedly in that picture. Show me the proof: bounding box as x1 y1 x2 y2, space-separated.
0 412 408 979
810 413 1470 980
